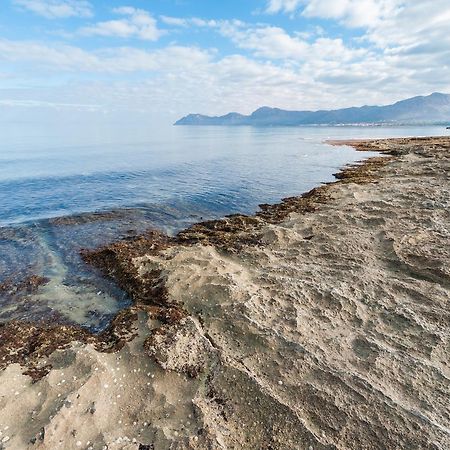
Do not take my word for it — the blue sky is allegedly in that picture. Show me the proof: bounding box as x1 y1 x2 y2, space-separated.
0 0 449 123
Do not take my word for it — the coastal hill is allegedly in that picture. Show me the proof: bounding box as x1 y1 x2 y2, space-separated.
175 92 450 126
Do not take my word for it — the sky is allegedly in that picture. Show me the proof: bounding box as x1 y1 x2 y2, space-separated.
0 0 450 124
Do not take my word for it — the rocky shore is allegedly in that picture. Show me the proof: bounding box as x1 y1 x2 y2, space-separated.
0 137 449 449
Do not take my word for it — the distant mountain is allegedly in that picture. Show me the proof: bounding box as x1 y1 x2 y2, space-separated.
175 93 450 126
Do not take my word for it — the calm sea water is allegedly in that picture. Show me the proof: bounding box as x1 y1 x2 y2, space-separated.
0 122 447 330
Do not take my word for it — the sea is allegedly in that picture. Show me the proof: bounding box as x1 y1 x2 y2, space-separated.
0 121 447 330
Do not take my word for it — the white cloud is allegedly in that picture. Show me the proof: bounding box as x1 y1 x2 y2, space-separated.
265 0 450 60
219 23 309 60
0 38 98 70
0 38 212 73
13 0 93 19
364 1 450 49
159 15 188 27
218 21 366 63
266 0 399 27
159 15 218 28
146 17 366 64
260 1 450 92
80 7 164 41
301 0 399 28
266 0 303 14
0 99 101 110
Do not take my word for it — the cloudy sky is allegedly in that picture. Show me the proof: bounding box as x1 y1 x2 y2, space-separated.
1 0 449 123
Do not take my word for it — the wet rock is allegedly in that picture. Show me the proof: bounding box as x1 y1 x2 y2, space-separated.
0 274 50 295
0 307 138 379
81 230 173 306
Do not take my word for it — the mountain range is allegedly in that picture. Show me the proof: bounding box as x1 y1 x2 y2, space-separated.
175 93 450 126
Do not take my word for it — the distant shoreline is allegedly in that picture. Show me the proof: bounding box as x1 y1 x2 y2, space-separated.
175 121 450 127
175 92 450 126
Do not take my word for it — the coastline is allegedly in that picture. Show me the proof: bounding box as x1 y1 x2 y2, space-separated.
0 136 449 448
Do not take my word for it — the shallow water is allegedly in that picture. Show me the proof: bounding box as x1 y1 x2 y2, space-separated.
0 122 447 330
